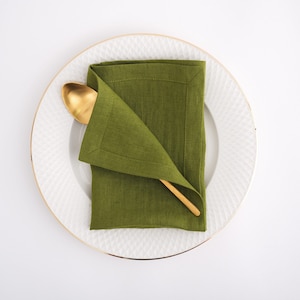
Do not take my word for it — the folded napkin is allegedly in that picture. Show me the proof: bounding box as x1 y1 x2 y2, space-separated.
79 60 206 231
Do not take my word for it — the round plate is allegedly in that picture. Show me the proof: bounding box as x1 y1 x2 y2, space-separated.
31 34 257 259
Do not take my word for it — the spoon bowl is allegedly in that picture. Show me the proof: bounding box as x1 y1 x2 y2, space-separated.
62 83 97 125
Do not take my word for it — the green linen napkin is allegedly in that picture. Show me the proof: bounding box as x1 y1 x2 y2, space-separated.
79 60 206 231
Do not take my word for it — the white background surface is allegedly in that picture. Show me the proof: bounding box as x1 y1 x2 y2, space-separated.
1 0 299 299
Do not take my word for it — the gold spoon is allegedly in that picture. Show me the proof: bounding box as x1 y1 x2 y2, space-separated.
62 83 200 217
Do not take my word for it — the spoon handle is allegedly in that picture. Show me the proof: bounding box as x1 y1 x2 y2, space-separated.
160 179 200 216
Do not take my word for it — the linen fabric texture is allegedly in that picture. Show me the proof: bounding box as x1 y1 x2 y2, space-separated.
79 60 206 231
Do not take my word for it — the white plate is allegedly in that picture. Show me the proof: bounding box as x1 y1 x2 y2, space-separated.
31 34 257 259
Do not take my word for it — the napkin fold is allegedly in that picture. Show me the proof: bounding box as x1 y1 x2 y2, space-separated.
79 60 206 231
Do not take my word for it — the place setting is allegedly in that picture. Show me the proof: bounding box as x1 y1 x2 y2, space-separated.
31 34 257 259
